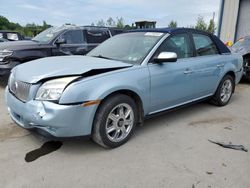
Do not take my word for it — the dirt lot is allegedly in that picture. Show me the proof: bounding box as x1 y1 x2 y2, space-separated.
0 75 250 188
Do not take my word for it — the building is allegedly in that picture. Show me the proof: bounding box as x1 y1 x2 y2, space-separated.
135 21 156 29
218 0 250 43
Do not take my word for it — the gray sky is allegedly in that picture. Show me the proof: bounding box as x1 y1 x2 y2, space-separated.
0 0 221 27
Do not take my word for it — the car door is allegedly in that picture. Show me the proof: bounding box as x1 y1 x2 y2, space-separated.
148 33 196 113
52 29 86 56
191 33 223 98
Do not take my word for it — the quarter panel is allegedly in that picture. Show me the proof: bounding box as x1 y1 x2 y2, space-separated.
212 54 243 93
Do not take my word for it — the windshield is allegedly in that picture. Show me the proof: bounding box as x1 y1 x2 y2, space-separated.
87 32 164 64
32 26 65 43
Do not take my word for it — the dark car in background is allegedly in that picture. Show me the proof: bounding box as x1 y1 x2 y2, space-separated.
0 25 124 76
0 31 25 41
231 36 250 80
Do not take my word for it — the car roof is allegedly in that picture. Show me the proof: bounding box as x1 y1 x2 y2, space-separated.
128 27 231 54
58 24 120 31
129 27 210 35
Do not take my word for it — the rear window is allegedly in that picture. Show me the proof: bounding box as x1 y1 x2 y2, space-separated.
193 34 219 56
86 29 110 43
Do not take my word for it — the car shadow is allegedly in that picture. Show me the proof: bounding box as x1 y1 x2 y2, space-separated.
27 129 106 155
43 101 213 154
135 101 211 135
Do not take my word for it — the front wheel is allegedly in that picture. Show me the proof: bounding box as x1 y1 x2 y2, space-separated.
92 94 138 148
210 75 235 106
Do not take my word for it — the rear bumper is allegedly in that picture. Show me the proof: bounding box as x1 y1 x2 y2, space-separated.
0 61 19 76
5 87 97 137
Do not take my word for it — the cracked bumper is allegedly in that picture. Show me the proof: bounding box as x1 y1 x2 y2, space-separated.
5 87 97 137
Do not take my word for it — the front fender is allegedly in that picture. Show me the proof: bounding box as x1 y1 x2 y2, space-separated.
13 49 50 62
59 66 151 114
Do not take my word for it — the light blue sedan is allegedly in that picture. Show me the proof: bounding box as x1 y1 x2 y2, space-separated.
5 28 243 148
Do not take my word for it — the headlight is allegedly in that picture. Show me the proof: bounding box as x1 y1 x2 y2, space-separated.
0 49 13 57
35 76 79 101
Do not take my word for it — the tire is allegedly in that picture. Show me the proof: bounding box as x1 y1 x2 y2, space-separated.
210 74 235 106
92 94 138 148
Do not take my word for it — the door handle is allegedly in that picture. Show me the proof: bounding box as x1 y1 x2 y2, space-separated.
183 69 193 74
217 64 225 68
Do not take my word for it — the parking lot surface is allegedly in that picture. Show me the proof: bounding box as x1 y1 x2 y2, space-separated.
0 75 250 188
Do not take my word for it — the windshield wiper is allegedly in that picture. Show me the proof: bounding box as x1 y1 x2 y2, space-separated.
91 55 113 60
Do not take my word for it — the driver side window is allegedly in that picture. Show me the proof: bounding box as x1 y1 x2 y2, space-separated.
156 33 193 59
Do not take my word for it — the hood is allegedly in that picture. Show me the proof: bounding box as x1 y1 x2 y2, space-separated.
231 39 250 56
13 55 132 83
0 40 42 51
231 45 250 56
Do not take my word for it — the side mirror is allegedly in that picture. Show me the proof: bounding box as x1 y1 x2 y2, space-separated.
153 52 177 63
55 38 66 45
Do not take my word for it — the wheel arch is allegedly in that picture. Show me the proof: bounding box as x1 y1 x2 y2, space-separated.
243 53 250 59
97 89 144 126
221 70 236 92
225 71 236 81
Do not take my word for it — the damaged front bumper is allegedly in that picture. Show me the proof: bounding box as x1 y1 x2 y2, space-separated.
5 87 97 137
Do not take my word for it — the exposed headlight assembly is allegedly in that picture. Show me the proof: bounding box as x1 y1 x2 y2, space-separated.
35 76 79 101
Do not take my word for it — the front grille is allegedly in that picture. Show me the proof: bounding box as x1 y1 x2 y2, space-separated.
9 75 31 102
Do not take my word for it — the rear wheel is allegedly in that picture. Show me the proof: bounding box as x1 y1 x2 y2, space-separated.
210 75 235 106
242 55 250 81
92 94 138 148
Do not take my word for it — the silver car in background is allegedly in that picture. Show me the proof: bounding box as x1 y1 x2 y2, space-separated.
232 36 250 80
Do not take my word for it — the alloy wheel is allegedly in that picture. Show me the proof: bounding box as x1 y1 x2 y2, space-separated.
105 103 134 142
220 79 233 103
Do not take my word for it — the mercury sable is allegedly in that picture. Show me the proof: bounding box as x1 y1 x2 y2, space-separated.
5 28 243 148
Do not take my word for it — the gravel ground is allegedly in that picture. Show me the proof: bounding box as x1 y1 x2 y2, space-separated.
0 75 250 188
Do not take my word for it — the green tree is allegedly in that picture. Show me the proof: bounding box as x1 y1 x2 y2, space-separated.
0 15 52 37
195 16 207 31
207 18 216 34
96 19 105 27
168 20 177 28
106 17 116 27
42 21 51 30
0 16 10 30
96 17 125 28
116 17 124 28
